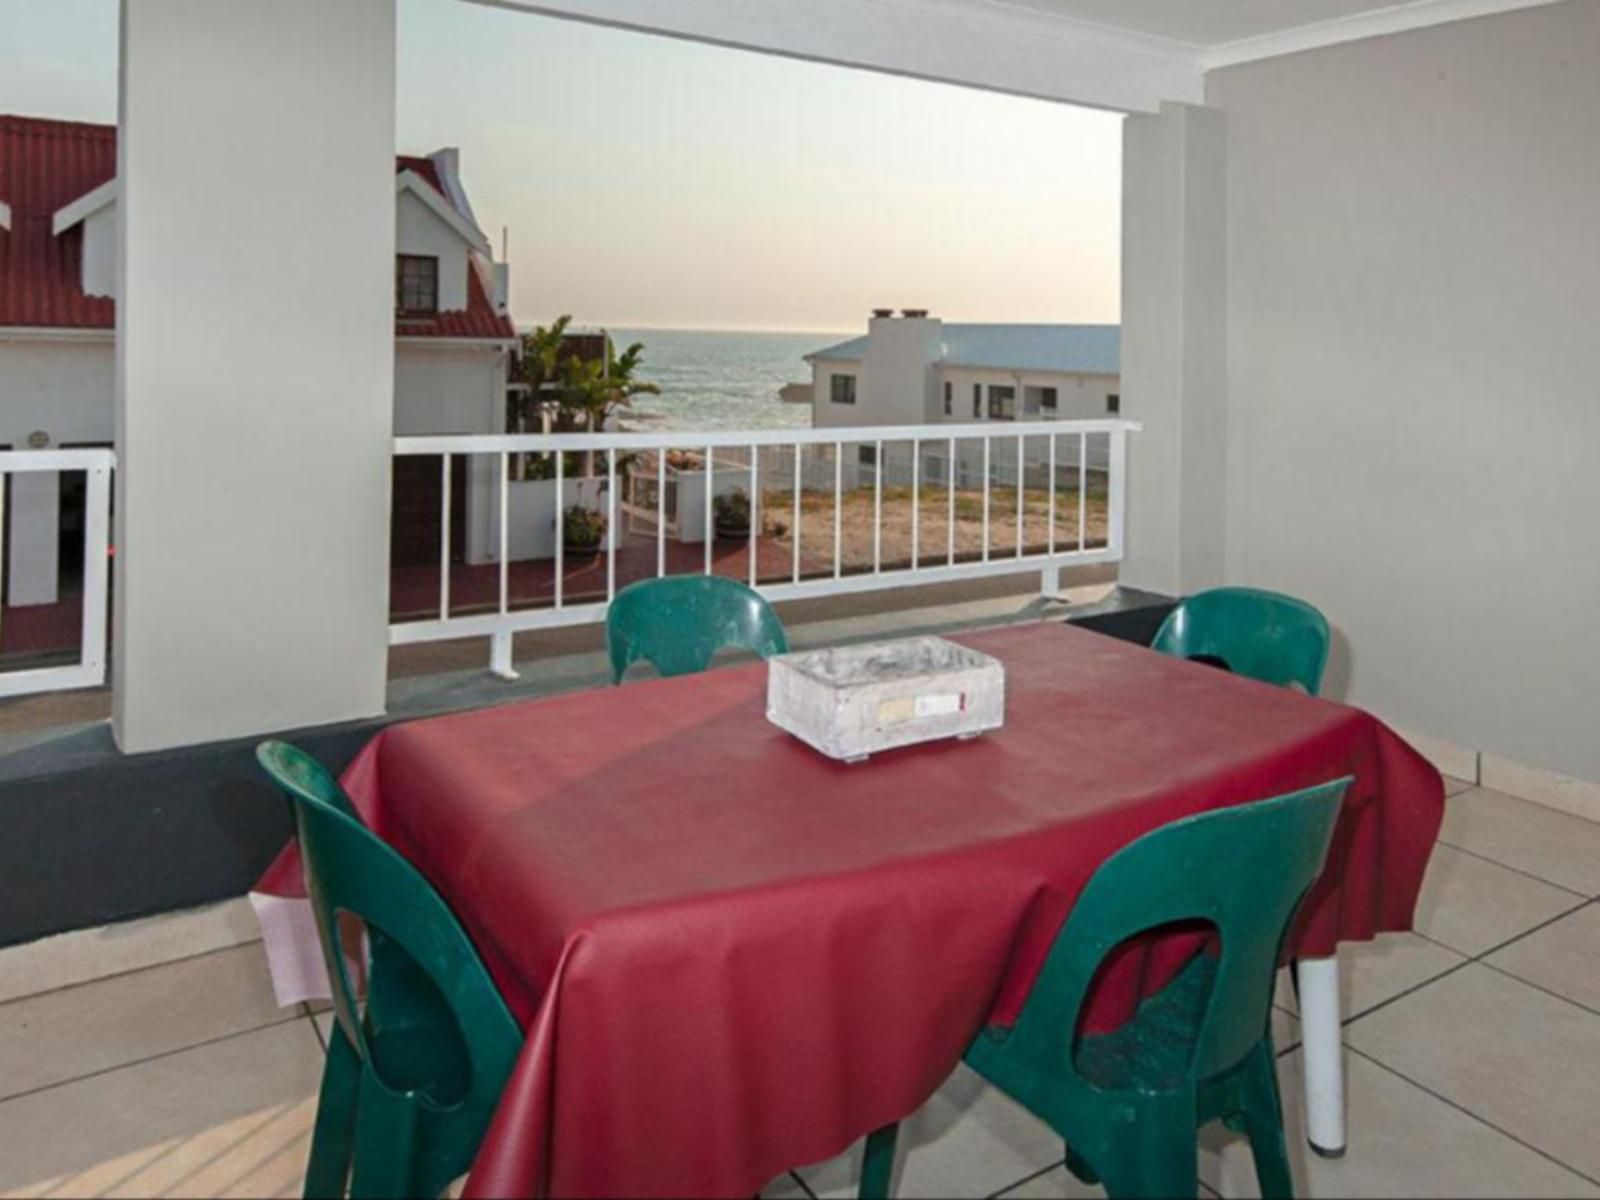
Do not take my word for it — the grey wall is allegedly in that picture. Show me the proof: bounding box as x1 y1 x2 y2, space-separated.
114 0 398 752
1207 1 1600 780
1120 102 1229 598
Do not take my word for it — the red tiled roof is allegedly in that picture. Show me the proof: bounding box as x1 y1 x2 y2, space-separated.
0 115 514 341
0 116 116 330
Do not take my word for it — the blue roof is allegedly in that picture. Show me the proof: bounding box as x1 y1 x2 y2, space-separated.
808 324 1120 375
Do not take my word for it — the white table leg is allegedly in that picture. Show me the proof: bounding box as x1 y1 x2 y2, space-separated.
1297 955 1346 1158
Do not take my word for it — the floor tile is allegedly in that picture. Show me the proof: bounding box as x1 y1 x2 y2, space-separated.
0 899 260 1007
1275 934 1466 1021
1412 844 1584 956
1444 776 1475 798
1487 903 1600 1014
0 943 297 1102
1271 1005 1300 1053
1438 789 1600 896
1199 1047 1598 1198
1480 755 1600 827
995 1163 1223 1197
1345 963 1600 1182
992 1164 1108 1198
762 1170 814 1199
798 1064 1064 1199
0 1020 324 1199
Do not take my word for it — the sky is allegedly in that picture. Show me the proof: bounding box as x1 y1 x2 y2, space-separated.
0 0 1123 334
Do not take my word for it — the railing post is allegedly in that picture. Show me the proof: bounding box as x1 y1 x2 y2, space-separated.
490 630 518 681
80 460 113 683
792 443 802 585
1108 427 1129 559
657 447 667 579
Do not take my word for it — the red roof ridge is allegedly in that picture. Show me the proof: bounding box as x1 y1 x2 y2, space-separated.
0 114 511 341
0 114 116 139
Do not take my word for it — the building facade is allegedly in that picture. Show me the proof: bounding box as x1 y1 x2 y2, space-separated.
807 311 1121 488
0 115 517 604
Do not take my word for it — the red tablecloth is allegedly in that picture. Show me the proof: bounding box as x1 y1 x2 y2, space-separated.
258 623 1443 1198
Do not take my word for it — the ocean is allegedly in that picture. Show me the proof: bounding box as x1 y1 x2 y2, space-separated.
604 328 845 432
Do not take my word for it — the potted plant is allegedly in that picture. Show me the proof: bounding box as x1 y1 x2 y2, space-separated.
714 490 752 542
562 504 607 562
666 449 701 471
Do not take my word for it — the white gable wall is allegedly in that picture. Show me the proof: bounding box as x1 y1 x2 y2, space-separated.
81 206 117 299
396 190 470 312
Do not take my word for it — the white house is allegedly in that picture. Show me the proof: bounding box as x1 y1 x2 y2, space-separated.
0 114 517 606
807 310 1121 487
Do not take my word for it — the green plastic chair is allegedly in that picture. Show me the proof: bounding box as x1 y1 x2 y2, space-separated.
256 741 523 1200
605 575 789 684
859 778 1350 1200
1152 587 1332 695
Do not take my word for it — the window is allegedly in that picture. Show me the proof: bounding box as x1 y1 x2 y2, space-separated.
988 385 1017 421
396 255 439 314
858 444 877 466
831 374 858 405
1107 393 1121 415
1041 387 1058 412
972 383 982 419
943 381 953 417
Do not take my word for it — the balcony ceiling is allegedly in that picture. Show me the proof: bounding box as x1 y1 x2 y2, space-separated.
468 0 1565 111
990 0 1568 60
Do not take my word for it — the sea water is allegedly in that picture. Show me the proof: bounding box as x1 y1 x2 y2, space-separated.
605 328 845 432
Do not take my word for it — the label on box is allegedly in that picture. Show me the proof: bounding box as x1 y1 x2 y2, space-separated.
878 693 965 727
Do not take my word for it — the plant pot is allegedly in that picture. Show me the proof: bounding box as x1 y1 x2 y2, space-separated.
563 540 603 563
715 521 752 543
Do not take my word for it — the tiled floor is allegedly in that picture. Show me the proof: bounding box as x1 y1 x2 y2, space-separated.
5 782 1600 1198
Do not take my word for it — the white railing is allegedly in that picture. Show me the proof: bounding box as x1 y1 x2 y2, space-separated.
392 420 1139 677
0 449 115 699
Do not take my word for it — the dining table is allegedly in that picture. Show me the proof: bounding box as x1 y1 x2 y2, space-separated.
253 620 1444 1199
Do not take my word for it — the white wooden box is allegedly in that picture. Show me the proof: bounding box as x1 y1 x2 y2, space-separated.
766 636 1005 763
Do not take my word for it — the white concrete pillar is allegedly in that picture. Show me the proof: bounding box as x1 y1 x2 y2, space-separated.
7 470 60 607
114 0 397 752
1118 102 1229 598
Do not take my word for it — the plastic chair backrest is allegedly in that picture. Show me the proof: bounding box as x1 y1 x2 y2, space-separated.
1152 587 1332 695
606 575 789 684
1006 778 1348 1086
254 741 521 1095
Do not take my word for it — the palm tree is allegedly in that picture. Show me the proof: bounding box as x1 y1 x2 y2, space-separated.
559 339 660 478
561 340 660 434
509 314 573 434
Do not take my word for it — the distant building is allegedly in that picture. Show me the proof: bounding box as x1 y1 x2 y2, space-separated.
806 310 1121 487
0 114 518 603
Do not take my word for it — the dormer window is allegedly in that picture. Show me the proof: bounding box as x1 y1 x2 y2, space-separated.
396 254 439 315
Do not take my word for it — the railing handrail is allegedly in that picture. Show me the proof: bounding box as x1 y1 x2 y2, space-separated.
0 448 118 472
389 419 1138 679
395 418 1142 456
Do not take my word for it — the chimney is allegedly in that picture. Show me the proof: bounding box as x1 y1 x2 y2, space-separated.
872 308 895 319
900 308 930 319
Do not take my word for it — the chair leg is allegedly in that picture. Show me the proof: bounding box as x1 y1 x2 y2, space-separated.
304 1027 361 1200
1099 1151 1198 1200
348 1076 424 1200
1239 1043 1296 1200
859 1124 899 1200
1096 1099 1198 1200
1063 1143 1099 1185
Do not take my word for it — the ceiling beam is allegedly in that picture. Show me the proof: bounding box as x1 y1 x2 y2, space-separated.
463 0 1203 114
1201 0 1576 71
